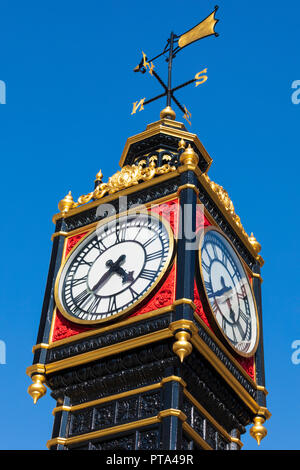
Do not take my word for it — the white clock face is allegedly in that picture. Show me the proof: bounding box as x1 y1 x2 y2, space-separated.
55 212 173 324
200 229 258 357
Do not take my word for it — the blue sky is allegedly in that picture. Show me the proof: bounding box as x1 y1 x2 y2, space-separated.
0 0 299 450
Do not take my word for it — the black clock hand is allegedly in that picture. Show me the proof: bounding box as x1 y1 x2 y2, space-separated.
115 266 134 284
214 276 236 322
213 276 232 298
91 264 114 292
92 255 133 291
108 255 134 284
225 297 236 322
92 255 125 291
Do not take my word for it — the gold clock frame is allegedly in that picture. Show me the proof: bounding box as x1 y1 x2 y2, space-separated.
197 225 260 358
54 209 175 326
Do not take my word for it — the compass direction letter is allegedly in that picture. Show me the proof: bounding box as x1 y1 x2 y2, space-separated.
195 68 208 87
131 97 146 115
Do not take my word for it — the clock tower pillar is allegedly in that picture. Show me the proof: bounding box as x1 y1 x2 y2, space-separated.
27 109 270 450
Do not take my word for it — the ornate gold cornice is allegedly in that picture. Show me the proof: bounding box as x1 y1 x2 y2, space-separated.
119 117 213 169
57 160 176 217
199 172 264 266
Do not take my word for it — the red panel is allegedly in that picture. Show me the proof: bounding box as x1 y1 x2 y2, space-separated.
129 262 176 318
196 204 211 228
51 309 92 342
193 280 211 329
150 198 179 235
65 232 88 257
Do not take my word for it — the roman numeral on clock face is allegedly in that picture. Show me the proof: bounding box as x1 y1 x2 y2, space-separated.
129 286 138 300
239 308 249 323
73 288 91 308
108 295 117 312
87 295 101 314
235 321 246 340
204 280 214 298
70 276 88 288
143 234 157 248
146 249 163 262
95 237 107 253
115 223 127 244
140 268 157 281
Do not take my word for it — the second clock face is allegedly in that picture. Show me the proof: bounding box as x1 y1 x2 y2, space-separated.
55 212 173 324
200 229 259 357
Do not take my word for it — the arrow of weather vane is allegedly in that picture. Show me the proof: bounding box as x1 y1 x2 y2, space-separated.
131 6 219 125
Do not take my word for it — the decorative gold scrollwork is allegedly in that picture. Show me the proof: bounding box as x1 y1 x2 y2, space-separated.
58 160 177 215
201 173 262 254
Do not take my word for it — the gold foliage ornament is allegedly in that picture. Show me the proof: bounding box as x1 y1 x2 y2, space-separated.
58 160 177 215
201 173 262 257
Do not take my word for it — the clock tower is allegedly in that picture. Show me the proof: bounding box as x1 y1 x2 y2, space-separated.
27 107 270 450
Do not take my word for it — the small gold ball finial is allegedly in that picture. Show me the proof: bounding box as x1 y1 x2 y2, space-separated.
160 106 176 120
27 374 47 404
172 330 193 363
58 191 74 215
249 232 262 254
179 144 199 167
250 416 267 446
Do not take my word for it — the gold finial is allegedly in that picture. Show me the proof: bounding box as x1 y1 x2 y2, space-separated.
249 232 262 254
27 374 47 404
58 191 74 215
173 330 193 363
178 138 187 151
250 416 267 446
95 169 103 183
160 106 176 120
179 144 199 167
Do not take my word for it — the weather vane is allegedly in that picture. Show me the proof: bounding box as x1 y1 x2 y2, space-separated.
131 6 219 125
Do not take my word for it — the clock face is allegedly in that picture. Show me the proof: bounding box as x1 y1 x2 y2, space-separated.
55 212 173 324
200 229 259 357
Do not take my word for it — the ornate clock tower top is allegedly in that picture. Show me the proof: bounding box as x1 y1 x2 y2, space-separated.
27 7 270 451
56 109 263 269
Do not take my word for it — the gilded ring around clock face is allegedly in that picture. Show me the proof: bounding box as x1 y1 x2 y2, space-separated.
55 211 174 324
199 227 259 357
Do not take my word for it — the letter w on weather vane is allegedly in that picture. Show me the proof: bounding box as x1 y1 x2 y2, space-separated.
131 6 219 126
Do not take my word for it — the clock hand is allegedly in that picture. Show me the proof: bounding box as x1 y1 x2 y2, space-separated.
213 276 232 298
213 276 236 322
108 254 134 284
114 266 134 284
92 254 133 292
92 256 124 291
91 265 114 292
225 297 236 322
